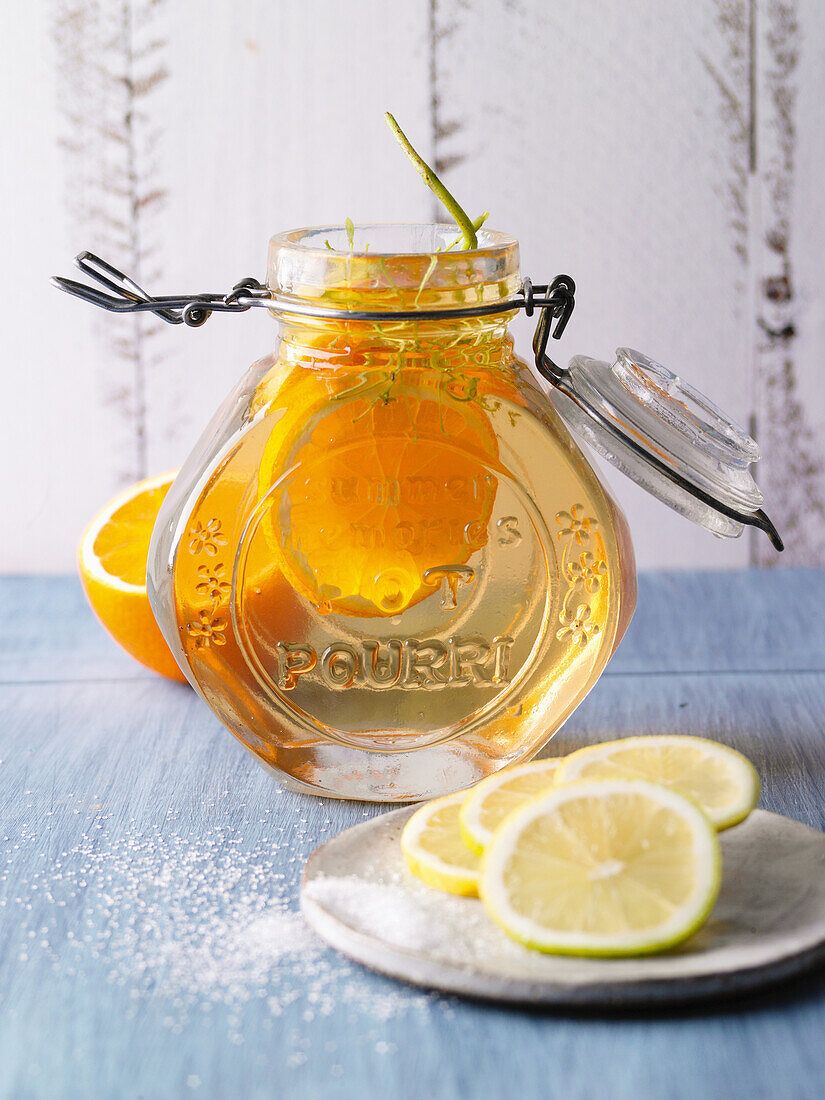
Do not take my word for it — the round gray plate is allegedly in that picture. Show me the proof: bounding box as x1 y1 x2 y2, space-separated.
300 807 825 1006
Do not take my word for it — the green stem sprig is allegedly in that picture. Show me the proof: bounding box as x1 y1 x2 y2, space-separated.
445 212 490 251
385 112 479 249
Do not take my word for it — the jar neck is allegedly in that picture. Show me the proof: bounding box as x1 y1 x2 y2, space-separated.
267 223 521 366
276 318 515 375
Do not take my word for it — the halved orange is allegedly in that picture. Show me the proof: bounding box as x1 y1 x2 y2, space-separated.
78 472 187 682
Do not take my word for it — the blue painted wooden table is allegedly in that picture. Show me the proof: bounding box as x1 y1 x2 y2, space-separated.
2 570 825 1100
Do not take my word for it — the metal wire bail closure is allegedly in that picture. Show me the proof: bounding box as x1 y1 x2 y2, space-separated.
51 251 577 328
51 251 781 549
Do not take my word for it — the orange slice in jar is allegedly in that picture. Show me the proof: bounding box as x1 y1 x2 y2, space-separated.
257 363 500 618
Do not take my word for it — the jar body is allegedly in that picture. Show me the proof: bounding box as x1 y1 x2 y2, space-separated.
148 226 636 800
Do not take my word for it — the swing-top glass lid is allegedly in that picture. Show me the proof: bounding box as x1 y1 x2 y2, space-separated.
548 347 782 549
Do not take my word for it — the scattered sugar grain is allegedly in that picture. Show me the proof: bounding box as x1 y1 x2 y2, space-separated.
7 817 444 1051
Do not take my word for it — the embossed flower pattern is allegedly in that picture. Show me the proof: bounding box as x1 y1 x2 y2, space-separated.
556 604 600 647
568 551 608 594
186 610 227 649
187 519 227 557
195 563 231 606
555 504 597 545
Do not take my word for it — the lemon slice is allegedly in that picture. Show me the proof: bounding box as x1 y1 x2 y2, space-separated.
556 735 759 830
401 792 480 896
481 779 721 956
459 758 564 854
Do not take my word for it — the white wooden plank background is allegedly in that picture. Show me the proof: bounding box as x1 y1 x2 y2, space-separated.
3 0 823 572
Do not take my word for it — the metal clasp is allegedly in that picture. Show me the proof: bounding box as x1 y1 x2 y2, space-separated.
527 275 576 385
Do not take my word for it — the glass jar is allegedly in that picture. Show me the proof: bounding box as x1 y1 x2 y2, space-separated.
147 225 638 800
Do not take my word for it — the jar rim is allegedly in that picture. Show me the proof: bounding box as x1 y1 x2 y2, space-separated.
268 222 519 260
267 223 522 313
